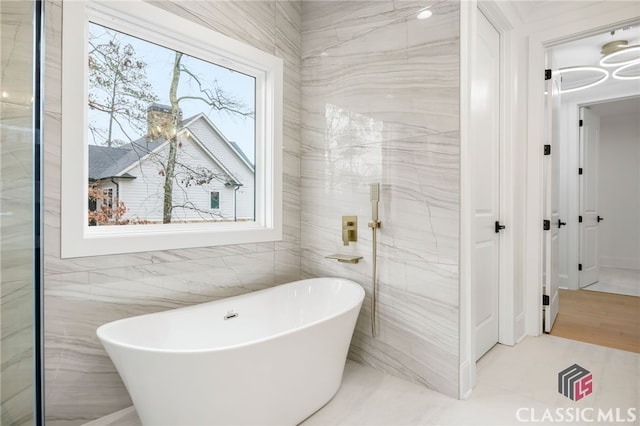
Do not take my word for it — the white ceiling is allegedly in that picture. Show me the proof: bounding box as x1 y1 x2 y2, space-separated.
510 1 612 27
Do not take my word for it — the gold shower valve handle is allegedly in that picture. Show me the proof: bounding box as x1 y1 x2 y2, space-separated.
342 215 357 246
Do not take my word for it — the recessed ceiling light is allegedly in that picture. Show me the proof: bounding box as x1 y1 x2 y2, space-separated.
417 7 433 20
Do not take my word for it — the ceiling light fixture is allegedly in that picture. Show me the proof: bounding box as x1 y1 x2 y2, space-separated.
600 44 640 67
417 7 433 20
556 66 609 93
600 40 628 56
611 61 640 80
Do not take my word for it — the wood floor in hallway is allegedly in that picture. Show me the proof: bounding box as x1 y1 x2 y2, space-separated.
550 288 640 353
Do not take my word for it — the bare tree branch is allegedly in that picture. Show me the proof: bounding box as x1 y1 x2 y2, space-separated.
178 65 254 118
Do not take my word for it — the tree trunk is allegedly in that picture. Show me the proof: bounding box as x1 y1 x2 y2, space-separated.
107 75 118 147
162 52 183 224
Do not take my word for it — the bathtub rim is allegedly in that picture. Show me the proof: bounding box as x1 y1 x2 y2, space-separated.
96 277 365 355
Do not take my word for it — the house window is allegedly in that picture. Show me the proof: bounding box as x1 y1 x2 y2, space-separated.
103 188 113 210
61 0 283 258
210 191 220 210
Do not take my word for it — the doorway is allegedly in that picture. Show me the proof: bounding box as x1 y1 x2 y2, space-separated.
579 98 640 297
521 0 639 337
543 26 640 339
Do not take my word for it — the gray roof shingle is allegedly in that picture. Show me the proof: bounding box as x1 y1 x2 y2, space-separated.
88 137 165 180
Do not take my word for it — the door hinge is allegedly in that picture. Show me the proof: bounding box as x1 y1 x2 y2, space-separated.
578 215 583 223
544 145 551 155
545 69 552 80
578 167 583 175
543 294 550 306
543 220 551 230
579 119 584 127
578 264 583 271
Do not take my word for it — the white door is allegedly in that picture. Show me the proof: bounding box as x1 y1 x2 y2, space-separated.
473 11 501 360
579 107 600 288
543 60 561 333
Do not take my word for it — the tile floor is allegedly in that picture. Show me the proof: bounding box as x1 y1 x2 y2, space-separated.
583 267 640 297
86 334 639 426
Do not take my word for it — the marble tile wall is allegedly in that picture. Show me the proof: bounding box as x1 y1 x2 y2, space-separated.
300 1 460 398
43 1 301 424
1 1 37 424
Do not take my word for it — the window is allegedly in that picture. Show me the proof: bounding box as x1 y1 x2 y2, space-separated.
210 191 220 210
102 188 113 217
61 0 283 258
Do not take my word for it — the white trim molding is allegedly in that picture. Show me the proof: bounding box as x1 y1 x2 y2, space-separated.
61 0 283 258
459 0 520 399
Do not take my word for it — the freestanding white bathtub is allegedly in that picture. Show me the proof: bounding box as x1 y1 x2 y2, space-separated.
97 277 364 426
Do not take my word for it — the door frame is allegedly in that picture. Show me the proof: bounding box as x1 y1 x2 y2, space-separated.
460 0 517 399
560 94 639 291
524 10 640 336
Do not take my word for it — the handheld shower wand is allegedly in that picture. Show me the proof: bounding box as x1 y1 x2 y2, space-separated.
368 183 381 337
370 183 380 224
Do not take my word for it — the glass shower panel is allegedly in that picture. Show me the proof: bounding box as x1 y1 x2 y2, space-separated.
1 0 41 424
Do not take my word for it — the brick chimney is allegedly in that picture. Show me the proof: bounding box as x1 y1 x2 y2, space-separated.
147 103 182 139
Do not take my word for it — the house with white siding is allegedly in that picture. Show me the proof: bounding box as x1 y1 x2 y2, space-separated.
88 104 254 224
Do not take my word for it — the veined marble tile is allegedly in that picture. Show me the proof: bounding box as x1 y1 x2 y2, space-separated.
301 0 460 398
301 1 396 58
149 1 277 55
275 248 302 284
0 385 35 426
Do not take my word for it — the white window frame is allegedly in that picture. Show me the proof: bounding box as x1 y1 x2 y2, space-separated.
61 0 283 258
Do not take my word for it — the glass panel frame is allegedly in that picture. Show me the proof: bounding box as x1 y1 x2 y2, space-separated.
1 0 43 423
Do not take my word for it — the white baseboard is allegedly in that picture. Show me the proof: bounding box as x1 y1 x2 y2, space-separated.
459 359 474 400
599 257 640 270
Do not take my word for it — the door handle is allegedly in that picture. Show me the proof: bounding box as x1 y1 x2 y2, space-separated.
597 215 604 222
495 221 506 233
558 219 567 228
